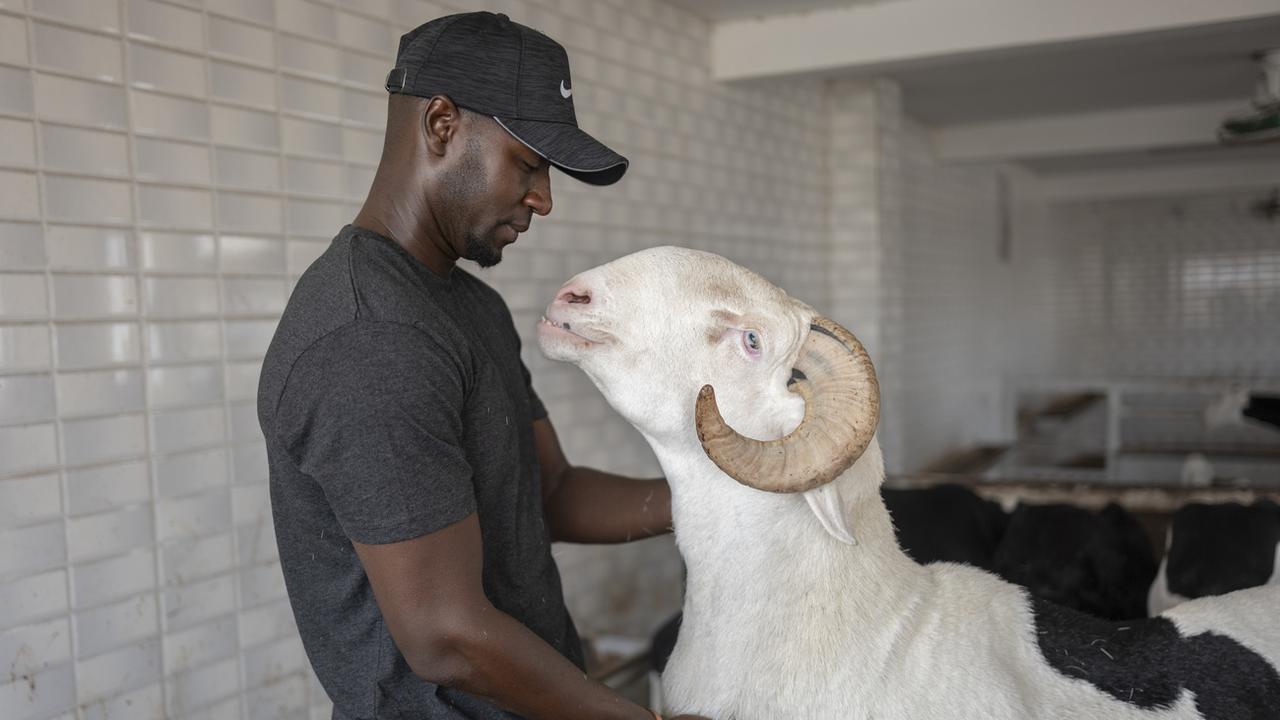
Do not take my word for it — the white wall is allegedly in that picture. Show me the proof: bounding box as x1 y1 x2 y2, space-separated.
1046 191 1280 380
0 1 833 719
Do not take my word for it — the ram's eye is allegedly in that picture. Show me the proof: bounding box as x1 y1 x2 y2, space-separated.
743 330 762 353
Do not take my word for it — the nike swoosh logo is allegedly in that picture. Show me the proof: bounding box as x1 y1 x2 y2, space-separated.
560 80 572 99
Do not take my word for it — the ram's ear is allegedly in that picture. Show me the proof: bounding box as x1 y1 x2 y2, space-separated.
804 480 858 545
800 440 884 546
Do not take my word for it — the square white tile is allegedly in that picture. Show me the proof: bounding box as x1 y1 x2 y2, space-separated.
45 225 135 271
40 124 130 177
0 118 36 167
230 437 267 485
139 232 218 273
56 368 145 417
342 127 381 165
148 363 225 408
221 235 285 275
74 638 161 704
285 157 342 196
281 76 342 120
160 532 234 586
135 137 212 185
56 322 140 369
0 521 66 578
0 14 28 66
0 474 61 527
163 656 239 718
215 147 281 191
211 105 280 150
0 570 68 631
0 324 51 372
152 406 226 455
129 43 207 97
71 548 155 609
216 192 283 234
143 277 219 317
147 321 222 363
276 0 336 41
29 0 121 33
0 222 44 268
163 616 238 676
155 448 228 499
0 66 34 116
161 574 235 630
43 176 132 224
281 116 341 159
66 460 150 517
0 373 55 424
137 185 214 229
66 505 153 563
210 60 277 108
62 413 147 466
34 73 127 129
206 0 275 26
132 90 209 140
52 274 138 318
278 34 341 82
0 170 40 220
209 15 275 67
287 198 347 238
74 594 158 657
223 318 277 357
0 423 58 478
32 22 123 82
337 10 391 50
126 0 205 49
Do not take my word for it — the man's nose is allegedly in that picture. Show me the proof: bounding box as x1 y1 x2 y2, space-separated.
524 170 552 216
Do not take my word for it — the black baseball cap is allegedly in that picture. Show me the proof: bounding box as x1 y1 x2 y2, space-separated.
386 11 628 186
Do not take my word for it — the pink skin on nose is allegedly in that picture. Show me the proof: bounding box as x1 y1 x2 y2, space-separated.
554 283 592 306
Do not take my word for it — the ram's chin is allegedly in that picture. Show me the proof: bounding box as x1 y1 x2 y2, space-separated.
536 322 591 364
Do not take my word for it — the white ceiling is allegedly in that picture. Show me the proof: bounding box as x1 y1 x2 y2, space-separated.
893 17 1280 126
664 1 1279 182
664 0 860 22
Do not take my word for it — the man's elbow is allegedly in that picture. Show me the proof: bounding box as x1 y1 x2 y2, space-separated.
400 617 483 687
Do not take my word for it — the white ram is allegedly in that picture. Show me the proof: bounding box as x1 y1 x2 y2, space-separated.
537 246 1280 720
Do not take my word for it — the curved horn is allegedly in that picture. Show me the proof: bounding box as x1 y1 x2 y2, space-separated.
695 316 880 493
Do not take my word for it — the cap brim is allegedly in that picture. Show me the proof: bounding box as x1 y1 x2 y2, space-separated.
494 117 628 186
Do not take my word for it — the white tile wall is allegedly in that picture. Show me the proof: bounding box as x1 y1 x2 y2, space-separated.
1048 191 1280 379
0 1 834 718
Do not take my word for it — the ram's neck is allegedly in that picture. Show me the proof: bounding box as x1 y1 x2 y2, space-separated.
651 442 929 670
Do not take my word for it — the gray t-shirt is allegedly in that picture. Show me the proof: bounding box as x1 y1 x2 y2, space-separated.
257 225 582 719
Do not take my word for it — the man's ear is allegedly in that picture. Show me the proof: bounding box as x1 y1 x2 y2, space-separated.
423 95 462 157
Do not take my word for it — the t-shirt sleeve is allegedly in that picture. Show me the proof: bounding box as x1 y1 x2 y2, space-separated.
521 356 548 422
272 321 476 544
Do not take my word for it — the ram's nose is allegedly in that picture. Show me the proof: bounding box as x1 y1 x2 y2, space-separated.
553 281 593 306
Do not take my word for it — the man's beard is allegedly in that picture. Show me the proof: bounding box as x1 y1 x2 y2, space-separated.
464 231 502 268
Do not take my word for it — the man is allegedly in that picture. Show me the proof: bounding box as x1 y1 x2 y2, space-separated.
258 11 704 720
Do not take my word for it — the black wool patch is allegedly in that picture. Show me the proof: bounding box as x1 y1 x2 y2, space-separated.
1031 596 1280 718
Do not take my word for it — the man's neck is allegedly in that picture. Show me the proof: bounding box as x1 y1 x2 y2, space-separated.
353 190 455 279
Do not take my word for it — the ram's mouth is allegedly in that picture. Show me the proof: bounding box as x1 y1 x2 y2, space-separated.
538 316 607 346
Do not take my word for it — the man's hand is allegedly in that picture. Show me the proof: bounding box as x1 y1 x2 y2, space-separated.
534 418 673 543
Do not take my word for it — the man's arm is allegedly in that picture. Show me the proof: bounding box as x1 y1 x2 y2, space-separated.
534 418 672 544
353 513 657 720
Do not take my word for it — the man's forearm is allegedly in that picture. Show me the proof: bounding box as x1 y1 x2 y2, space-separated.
421 601 653 720
544 468 671 543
